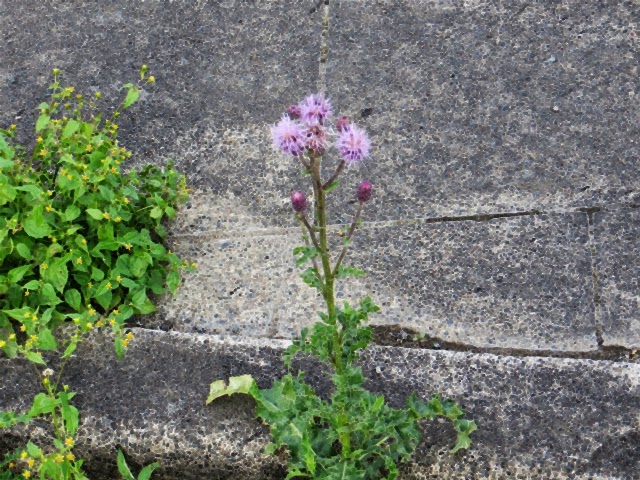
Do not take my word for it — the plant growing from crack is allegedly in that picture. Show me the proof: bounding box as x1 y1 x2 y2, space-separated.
207 94 476 479
0 67 190 479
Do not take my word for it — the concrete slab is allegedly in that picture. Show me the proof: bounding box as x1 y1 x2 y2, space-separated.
1 330 638 479
324 0 640 220
159 212 597 351
593 209 640 349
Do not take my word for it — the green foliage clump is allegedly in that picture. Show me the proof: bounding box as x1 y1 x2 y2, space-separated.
0 66 186 479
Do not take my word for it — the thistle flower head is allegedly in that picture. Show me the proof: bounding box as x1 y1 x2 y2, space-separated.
336 115 350 132
298 93 333 125
290 191 307 212
337 124 371 164
304 124 328 154
287 105 301 119
271 114 306 156
357 180 373 202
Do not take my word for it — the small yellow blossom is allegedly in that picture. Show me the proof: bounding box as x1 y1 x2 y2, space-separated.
81 163 88 169
61 168 67 175
66 453 75 462
0 340 6 348
190 262 197 268
88 308 96 315
81 239 87 245
51 237 57 243
76 257 83 264
41 263 48 270
120 147 126 154
20 451 28 459
106 282 112 289
113 309 119 315
37 137 43 143
86 145 92 152
52 68 60 75
54 455 64 463
20 325 27 332
24 312 31 319
115 160 121 165
122 339 130 347
111 167 118 174
8 461 14 468
23 470 31 478
88 282 93 289
24 291 30 297
94 92 102 99
39 149 48 156
30 335 37 342
82 174 89 181
112 124 118 131
96 319 104 327
47 190 53 196
26 459 35 468
45 205 54 212
124 243 132 250
85 323 93 331
9 334 16 340
124 197 130 204
147 76 156 84
65 438 74 447
115 216 122 222
66 86 75 93
67 174 73 180
102 212 110 220
116 275 122 283
43 377 50 386
109 319 117 326
10 124 16 131
125 332 134 340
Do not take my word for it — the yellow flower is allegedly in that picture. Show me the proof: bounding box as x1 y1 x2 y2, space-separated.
120 147 126 154
24 312 31 319
66 453 75 461
94 92 102 99
88 308 96 315
85 323 93 330
20 451 28 459
52 68 60 75
86 145 92 152
20 325 26 332
54 455 64 463
122 339 130 347
115 160 121 165
111 167 118 174
109 319 117 326
88 282 93 289
8 461 14 468
124 197 130 204
41 263 48 270
115 216 122 222
30 335 37 342
60 168 67 175
66 86 75 93
76 257 83 264
39 149 48 156
23 470 31 478
191 262 197 268
45 205 54 212
81 239 87 244
9 333 16 340
24 291 30 297
51 237 57 243
0 340 6 348
147 76 156 84
106 283 112 289
47 190 53 196
10 124 16 131
116 276 122 283
113 309 119 315
26 459 35 468
82 174 89 181
125 332 134 340
112 124 118 131
81 163 88 169
124 243 132 251
102 212 110 220
96 319 104 327
43 377 50 386
67 174 73 180
37 136 43 143
65 438 74 447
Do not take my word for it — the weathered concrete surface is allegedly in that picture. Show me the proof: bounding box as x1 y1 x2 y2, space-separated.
1 330 639 479
593 209 640 349
326 0 640 221
158 213 598 351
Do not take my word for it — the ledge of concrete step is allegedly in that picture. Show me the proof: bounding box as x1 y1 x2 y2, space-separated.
1 329 639 479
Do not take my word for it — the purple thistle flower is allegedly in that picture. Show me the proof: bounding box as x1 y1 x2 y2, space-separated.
290 191 307 212
357 180 373 202
298 93 333 125
336 124 371 164
304 124 328 154
271 114 306 156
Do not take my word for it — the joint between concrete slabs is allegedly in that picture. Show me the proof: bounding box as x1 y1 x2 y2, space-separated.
585 209 605 347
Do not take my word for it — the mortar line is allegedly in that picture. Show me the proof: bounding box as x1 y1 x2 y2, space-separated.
584 208 605 347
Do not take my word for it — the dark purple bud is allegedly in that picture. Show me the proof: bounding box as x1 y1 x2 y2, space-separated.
287 105 301 119
357 181 373 202
290 191 307 212
336 115 350 132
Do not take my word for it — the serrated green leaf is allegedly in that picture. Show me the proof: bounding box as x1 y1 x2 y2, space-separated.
26 441 42 457
86 208 103 220
40 283 62 306
0 183 16 205
206 375 255 404
25 351 46 365
122 86 140 110
44 258 68 293
16 243 33 260
64 288 82 311
23 205 52 238
149 205 163 219
28 393 57 417
65 205 81 222
37 328 58 350
62 119 80 138
35 114 50 132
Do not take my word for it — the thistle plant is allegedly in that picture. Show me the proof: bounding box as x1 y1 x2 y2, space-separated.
208 94 476 479
0 67 186 479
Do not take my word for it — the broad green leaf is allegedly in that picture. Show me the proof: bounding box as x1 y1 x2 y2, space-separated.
149 206 163 219
0 183 16 205
138 462 161 480
206 375 255 404
29 391 57 416
63 341 77 359
44 258 68 293
16 243 33 260
60 393 79 436
26 441 42 457
35 114 50 132
40 283 62 306
25 352 46 365
86 208 104 220
23 206 52 238
62 119 80 138
65 205 81 222
64 288 82 311
116 449 136 480
37 328 58 350
122 86 140 109
8 264 31 283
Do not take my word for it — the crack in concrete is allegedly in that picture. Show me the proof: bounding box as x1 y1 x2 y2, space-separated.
584 208 605 347
369 325 639 363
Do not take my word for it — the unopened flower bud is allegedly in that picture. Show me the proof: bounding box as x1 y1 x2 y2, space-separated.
336 115 350 132
287 105 301 119
290 191 307 212
357 181 373 202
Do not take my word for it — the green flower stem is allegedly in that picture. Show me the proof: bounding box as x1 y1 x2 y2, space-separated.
322 159 346 190
333 201 364 276
297 217 323 283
